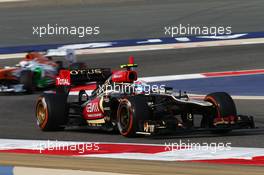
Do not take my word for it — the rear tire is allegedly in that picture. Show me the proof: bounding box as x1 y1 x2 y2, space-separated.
36 93 68 131
117 95 150 137
20 70 34 93
203 92 237 134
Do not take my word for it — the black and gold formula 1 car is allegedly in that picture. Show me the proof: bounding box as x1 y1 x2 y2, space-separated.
35 57 255 137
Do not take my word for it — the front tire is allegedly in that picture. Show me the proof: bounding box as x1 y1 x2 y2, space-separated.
117 96 150 137
36 93 68 131
203 92 237 134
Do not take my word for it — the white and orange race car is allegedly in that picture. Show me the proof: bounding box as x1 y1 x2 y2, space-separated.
0 52 63 93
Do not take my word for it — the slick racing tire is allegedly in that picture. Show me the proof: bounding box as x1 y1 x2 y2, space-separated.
20 70 35 93
36 93 68 131
117 95 150 137
203 92 237 134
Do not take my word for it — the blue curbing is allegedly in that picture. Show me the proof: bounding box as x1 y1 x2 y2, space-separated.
0 32 264 54
151 74 264 96
0 166 13 175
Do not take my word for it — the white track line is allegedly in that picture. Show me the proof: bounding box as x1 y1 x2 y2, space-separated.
139 74 205 82
0 53 26 60
77 38 264 55
0 38 264 60
189 94 264 100
141 69 264 80
1 139 264 162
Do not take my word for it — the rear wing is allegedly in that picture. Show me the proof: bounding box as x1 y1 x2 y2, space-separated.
56 68 112 86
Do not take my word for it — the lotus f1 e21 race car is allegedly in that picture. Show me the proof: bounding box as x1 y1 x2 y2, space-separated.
35 57 255 137
0 52 62 93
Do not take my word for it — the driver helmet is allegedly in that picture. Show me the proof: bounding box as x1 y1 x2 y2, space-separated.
19 60 30 68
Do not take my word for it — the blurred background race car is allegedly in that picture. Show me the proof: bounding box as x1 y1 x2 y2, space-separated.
0 52 63 93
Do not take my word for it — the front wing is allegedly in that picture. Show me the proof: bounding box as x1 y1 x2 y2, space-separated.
0 84 26 93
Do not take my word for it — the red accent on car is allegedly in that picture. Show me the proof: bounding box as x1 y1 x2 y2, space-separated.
70 83 97 92
203 69 264 77
111 70 137 83
56 70 71 86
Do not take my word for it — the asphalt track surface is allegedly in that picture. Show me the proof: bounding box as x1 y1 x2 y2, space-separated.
0 0 264 47
1 44 264 148
0 0 264 149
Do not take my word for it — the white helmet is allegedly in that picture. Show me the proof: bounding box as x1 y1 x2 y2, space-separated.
19 60 30 68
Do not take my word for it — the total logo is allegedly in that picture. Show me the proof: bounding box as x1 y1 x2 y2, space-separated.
56 77 70 86
56 70 71 86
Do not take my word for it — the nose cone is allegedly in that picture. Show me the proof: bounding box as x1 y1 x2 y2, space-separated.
0 68 16 80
